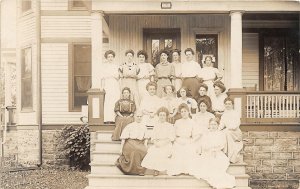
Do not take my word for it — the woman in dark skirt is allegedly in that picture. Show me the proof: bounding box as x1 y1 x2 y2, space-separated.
116 111 149 175
111 87 136 141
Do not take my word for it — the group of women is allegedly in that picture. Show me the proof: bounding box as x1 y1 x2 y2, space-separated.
100 48 243 189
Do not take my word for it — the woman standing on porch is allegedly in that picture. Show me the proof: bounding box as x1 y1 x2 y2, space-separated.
155 50 175 97
171 49 182 92
111 87 136 141
219 97 243 163
119 50 140 105
116 111 149 175
137 50 155 100
181 48 203 99
101 50 120 123
199 56 223 97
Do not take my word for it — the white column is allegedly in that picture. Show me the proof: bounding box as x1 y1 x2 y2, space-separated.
230 11 244 117
91 11 103 89
230 11 243 88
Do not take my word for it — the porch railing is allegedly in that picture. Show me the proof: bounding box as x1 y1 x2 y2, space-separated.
228 90 300 124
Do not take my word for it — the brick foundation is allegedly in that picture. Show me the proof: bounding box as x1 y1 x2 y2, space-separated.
243 131 300 188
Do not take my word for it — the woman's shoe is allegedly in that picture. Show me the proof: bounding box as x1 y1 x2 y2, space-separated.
153 170 159 176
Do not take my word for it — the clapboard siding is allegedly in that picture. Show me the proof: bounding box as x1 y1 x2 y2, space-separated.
19 13 36 45
109 14 229 84
41 43 82 124
242 33 259 89
41 0 68 11
41 16 91 38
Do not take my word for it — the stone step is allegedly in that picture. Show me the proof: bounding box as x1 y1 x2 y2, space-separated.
87 174 250 188
90 160 246 175
85 187 252 189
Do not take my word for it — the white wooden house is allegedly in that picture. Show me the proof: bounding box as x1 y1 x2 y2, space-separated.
1 0 300 188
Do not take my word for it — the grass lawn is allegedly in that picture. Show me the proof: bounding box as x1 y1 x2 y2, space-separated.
1 168 89 189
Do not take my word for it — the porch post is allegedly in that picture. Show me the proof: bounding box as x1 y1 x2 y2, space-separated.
87 11 105 125
230 11 244 116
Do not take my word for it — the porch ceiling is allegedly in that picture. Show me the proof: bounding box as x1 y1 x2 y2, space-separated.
93 0 300 14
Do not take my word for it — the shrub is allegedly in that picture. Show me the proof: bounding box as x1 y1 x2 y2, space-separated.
57 124 90 170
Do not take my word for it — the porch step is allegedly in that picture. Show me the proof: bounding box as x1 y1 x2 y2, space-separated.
86 174 250 188
86 187 251 189
90 152 247 175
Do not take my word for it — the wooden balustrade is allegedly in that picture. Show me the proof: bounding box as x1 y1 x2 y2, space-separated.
228 89 300 124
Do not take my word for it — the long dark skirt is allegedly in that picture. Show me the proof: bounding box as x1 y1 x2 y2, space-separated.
111 116 134 141
116 139 147 175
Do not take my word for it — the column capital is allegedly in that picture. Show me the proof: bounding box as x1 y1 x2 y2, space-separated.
91 10 105 16
230 10 245 16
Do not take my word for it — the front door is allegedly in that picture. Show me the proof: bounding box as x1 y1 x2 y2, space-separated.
143 28 181 67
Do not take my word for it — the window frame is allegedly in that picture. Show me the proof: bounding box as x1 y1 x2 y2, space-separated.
21 0 32 15
68 43 91 112
21 46 33 112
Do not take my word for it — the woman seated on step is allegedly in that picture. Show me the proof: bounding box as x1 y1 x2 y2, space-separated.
190 117 236 189
141 107 175 176
116 111 149 176
111 87 136 141
219 97 243 164
167 103 198 176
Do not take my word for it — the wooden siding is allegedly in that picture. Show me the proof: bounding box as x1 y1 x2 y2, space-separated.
19 12 36 46
41 43 109 124
41 16 91 39
109 14 230 85
41 0 68 11
242 33 259 90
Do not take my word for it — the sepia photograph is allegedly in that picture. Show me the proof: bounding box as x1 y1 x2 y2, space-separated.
0 0 299 188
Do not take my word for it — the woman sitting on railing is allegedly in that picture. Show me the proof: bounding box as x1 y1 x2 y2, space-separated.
116 111 149 176
211 81 227 118
111 87 136 141
219 97 243 163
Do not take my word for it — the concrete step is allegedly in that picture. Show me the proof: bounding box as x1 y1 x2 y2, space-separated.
87 174 250 188
90 160 246 175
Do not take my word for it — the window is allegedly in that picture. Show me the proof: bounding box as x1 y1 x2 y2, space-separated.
70 44 91 111
261 30 299 91
196 34 218 68
22 0 32 13
69 0 91 10
21 47 33 110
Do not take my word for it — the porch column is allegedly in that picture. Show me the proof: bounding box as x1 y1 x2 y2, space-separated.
230 11 244 116
91 10 103 88
88 11 105 125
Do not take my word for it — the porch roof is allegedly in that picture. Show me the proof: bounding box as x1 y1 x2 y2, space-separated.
93 0 300 14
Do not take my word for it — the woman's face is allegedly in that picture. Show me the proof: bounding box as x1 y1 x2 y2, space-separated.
147 86 156 96
158 111 167 123
198 87 207 96
209 120 218 131
126 53 134 62
160 53 168 62
199 102 207 113
214 86 222 95
180 108 189 119
138 54 145 63
179 88 187 98
122 89 130 99
185 51 193 61
205 57 212 67
135 113 143 123
172 52 179 62
107 54 114 63
224 100 234 111
165 86 173 95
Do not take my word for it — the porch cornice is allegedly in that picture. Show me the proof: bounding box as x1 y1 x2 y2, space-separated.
92 1 300 14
